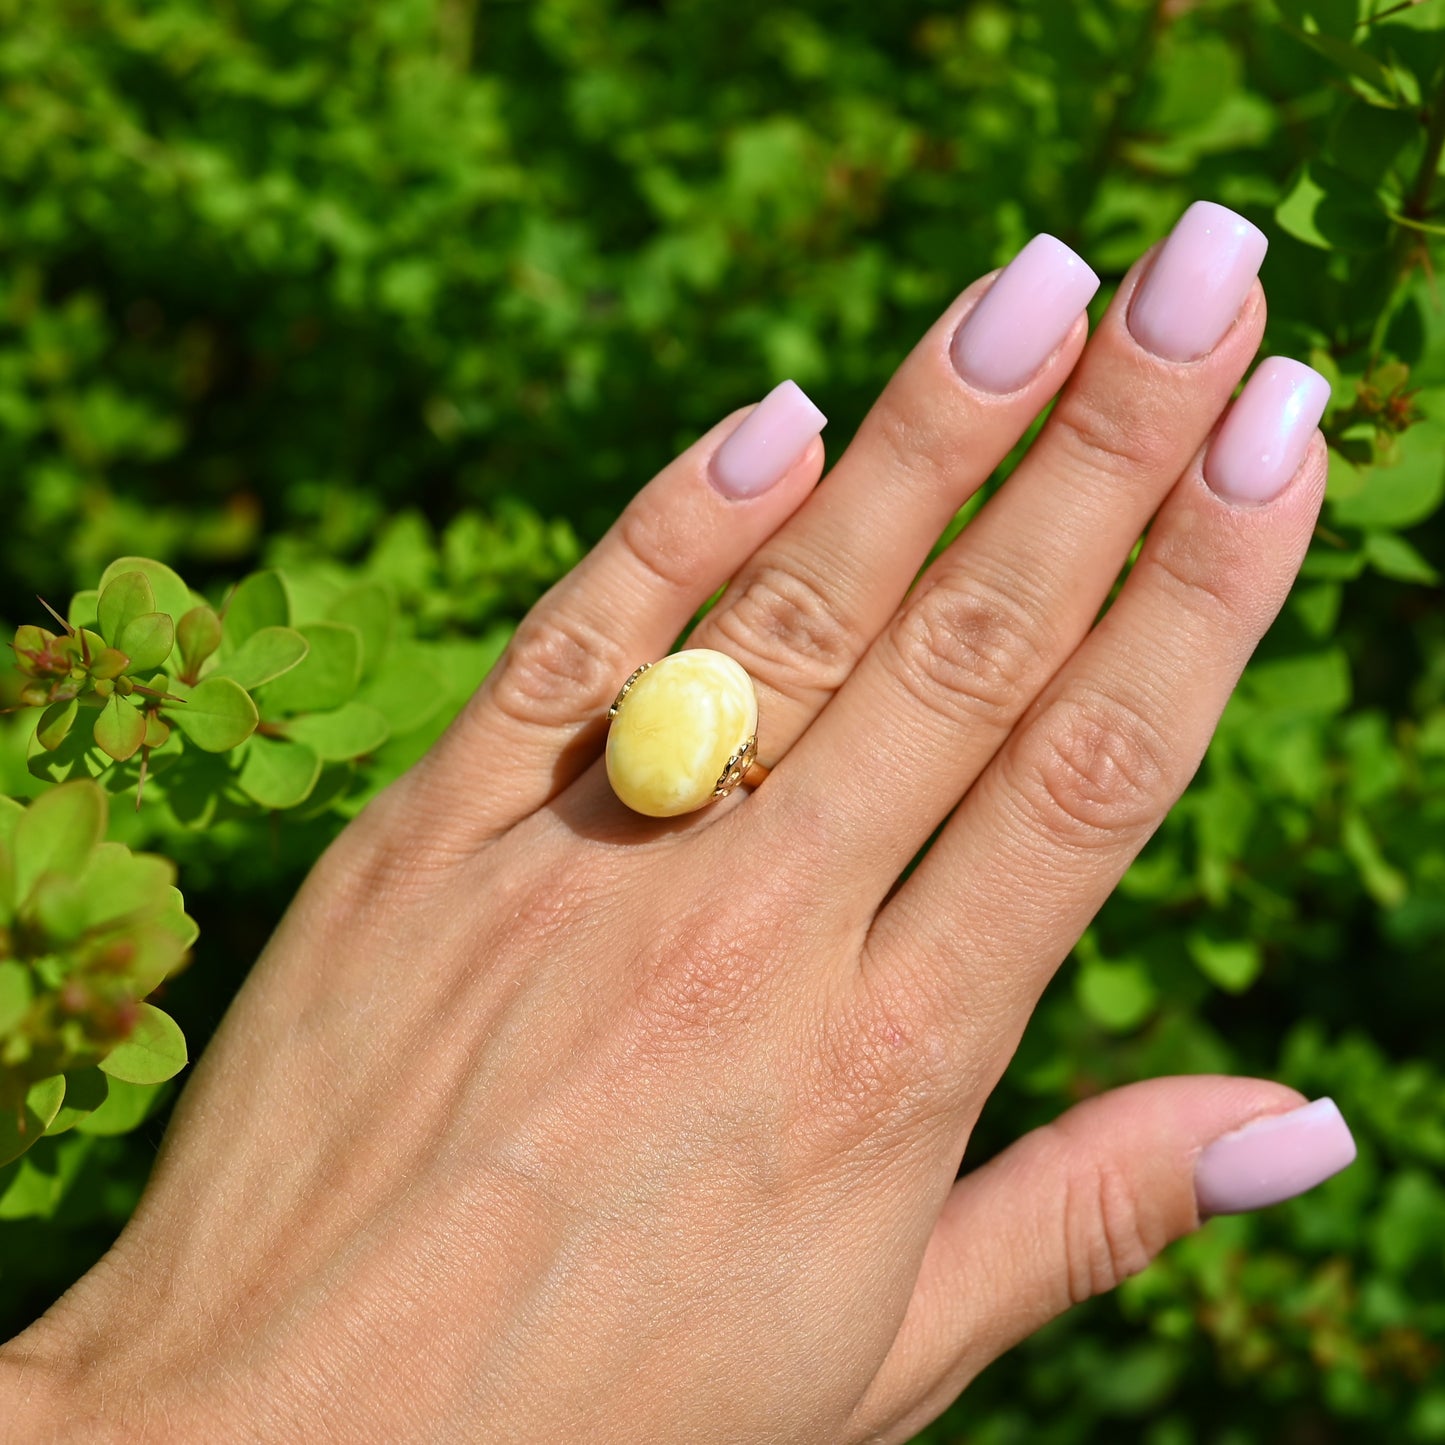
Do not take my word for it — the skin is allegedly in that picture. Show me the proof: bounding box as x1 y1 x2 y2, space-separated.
0 240 1325 1442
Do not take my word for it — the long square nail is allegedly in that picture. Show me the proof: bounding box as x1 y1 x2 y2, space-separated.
1195 1097 1357 1216
1203 357 1330 506
710 380 827 500
950 235 1100 395
1129 201 1268 362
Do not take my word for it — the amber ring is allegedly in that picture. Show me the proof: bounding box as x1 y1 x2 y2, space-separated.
605 650 768 817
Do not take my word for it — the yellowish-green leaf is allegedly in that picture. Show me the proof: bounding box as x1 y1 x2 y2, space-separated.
93 694 147 763
96 571 156 646
166 676 259 752
117 612 175 673
13 782 107 904
98 1003 188 1085
0 1075 67 1166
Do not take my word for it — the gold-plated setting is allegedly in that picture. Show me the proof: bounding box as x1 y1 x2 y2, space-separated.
608 662 652 719
713 734 758 799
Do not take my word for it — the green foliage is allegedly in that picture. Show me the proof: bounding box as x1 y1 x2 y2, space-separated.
0 782 192 1181
0 0 1441 1439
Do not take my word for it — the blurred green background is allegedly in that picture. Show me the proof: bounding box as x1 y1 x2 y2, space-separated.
1 0 1443 1439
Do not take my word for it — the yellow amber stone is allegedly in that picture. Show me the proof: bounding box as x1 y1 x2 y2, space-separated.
606 650 758 817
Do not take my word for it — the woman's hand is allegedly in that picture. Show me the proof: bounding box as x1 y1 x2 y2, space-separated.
2 202 1355 1443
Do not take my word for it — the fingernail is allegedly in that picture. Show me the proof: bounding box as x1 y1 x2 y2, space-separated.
1129 201 1268 362
710 380 827 500
1203 357 1331 505
1195 1098 1357 1217
950 234 1100 394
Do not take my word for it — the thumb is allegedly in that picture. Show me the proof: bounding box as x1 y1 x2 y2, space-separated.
850 1077 1357 1445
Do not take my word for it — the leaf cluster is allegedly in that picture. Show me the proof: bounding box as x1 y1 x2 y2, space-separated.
0 782 192 1174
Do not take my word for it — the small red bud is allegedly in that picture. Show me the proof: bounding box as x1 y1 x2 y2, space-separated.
60 980 90 1014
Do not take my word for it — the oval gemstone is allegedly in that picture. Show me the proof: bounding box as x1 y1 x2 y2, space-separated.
606 650 758 817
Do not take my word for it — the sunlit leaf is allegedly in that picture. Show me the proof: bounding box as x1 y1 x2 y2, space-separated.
96 571 156 645
165 676 259 752
98 1004 188 1085
13 782 106 905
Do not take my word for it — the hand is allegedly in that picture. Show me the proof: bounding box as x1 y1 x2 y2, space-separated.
1 203 1355 1443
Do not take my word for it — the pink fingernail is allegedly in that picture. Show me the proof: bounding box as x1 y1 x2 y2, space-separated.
950 234 1100 394
1129 201 1268 362
1204 357 1330 506
1195 1098 1357 1217
710 380 827 500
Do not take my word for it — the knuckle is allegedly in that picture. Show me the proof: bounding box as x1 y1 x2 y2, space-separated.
614 491 704 596
627 912 772 1054
706 561 861 698
483 610 623 729
865 388 959 502
890 574 1050 730
797 967 954 1151
1134 529 1249 633
1052 387 1170 483
1061 1151 1160 1304
1012 687 1175 848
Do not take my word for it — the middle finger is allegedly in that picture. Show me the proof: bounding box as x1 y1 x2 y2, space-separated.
686 233 1100 762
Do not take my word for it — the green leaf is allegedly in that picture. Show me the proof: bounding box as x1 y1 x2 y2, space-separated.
119 920 192 997
165 676 259 752
1187 934 1264 993
1075 958 1158 1033
0 1132 98 1219
73 1076 168 1137
222 570 290 649
257 621 362 715
0 960 32 1033
1276 162 1389 252
0 1075 67 1167
97 558 192 648
158 887 200 951
237 735 322 809
76 842 176 930
93 694 147 762
283 701 390 760
96 571 157 645
216 625 310 691
1342 808 1409 907
359 651 450 735
1282 23 1402 104
36 698 79 752
26 713 109 786
1331 423 1445 529
99 1003 188 1085
13 781 106 905
44 1067 109 1136
151 748 228 829
88 647 129 681
0 797 21 847
325 582 393 672
67 590 100 631
0 845 14 929
1240 648 1353 717
1363 530 1440 584
116 611 175 673
176 605 223 679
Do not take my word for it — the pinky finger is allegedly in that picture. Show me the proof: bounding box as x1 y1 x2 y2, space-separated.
848 1078 1357 1444
405 381 827 842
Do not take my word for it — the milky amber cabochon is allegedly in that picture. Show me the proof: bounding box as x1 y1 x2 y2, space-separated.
606 650 758 817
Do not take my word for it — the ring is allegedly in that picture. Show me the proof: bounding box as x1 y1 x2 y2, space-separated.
605 649 767 817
